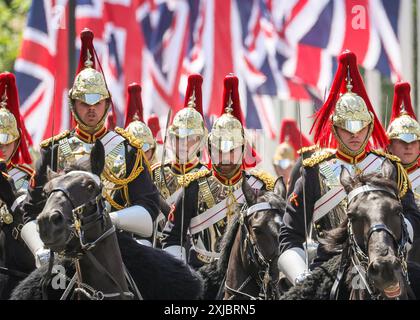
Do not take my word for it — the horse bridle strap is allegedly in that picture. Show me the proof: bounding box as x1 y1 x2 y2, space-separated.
347 185 397 204
245 203 274 217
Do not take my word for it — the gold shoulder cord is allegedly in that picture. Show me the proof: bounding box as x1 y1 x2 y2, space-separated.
102 131 145 210
396 162 410 199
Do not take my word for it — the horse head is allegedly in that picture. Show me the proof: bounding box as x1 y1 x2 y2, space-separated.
221 175 286 300
37 140 106 255
339 159 411 299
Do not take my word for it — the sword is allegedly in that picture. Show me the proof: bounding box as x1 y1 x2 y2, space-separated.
152 109 172 248
297 100 310 274
384 94 390 130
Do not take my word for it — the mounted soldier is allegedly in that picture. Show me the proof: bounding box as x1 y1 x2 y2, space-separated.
124 83 157 166
0 72 36 297
20 28 160 267
386 82 420 205
161 74 276 269
278 50 420 286
150 74 208 209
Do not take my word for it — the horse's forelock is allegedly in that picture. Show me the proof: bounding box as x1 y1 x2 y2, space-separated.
47 165 101 187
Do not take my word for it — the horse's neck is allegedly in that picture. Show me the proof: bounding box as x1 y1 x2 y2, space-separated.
224 227 260 299
78 224 129 299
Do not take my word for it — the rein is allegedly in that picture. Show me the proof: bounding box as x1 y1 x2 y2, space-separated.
330 184 410 300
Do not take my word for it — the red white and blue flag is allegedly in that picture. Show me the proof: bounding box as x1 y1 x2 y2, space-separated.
15 0 405 145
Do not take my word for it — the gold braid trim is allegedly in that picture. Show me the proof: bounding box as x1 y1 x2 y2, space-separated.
178 169 211 188
302 150 334 168
297 145 318 155
115 127 143 149
102 148 144 186
40 130 70 148
103 192 125 210
371 150 409 198
102 147 145 209
249 169 276 191
396 162 410 199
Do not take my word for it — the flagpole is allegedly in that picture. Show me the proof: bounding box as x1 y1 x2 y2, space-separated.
68 1 76 93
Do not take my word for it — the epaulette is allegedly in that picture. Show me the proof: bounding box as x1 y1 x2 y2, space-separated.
14 164 35 177
370 149 401 163
302 150 334 167
115 127 143 149
249 169 276 191
297 145 318 155
178 169 211 188
371 150 410 198
39 130 70 148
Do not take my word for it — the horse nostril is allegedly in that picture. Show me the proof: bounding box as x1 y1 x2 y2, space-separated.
368 260 383 280
50 211 64 227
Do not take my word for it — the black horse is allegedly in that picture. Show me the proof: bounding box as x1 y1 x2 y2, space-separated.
11 141 203 300
281 159 420 300
199 176 286 300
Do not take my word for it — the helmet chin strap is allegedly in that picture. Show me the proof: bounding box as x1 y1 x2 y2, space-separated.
211 148 244 179
70 99 110 133
332 124 373 157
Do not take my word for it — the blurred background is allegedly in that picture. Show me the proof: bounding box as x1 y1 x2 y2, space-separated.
0 0 419 174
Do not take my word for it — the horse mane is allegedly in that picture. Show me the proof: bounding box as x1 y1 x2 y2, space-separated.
322 171 399 253
216 191 286 273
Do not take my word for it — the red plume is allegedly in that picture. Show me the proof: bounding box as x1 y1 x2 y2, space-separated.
390 82 417 123
184 74 204 117
221 75 245 123
310 50 388 150
124 83 143 127
279 118 312 157
0 72 32 164
147 114 163 144
77 28 96 74
75 28 116 127
220 74 260 168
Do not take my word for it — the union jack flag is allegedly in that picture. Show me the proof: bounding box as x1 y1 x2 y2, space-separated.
15 0 405 145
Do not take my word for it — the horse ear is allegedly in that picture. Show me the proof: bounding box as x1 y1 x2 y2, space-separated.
91 140 105 176
47 166 60 181
274 176 287 199
380 158 396 181
242 173 257 206
339 165 353 193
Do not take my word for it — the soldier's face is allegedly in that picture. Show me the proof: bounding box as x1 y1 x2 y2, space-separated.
336 126 370 152
388 139 420 165
212 146 243 177
144 148 155 163
0 141 17 162
172 135 201 163
74 99 107 128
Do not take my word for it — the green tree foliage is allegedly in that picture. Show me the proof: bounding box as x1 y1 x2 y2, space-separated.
0 0 30 71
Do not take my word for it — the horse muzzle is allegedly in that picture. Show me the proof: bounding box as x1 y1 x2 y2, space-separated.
37 210 70 250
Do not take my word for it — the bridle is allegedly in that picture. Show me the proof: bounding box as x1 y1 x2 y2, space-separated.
330 184 410 300
224 202 280 300
43 179 141 300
